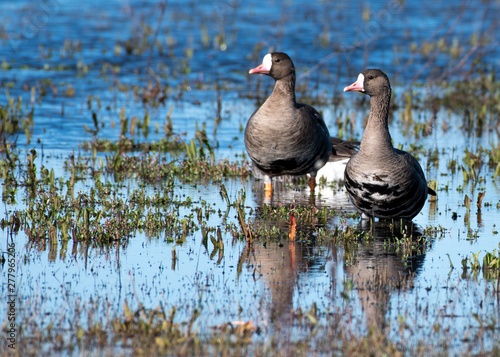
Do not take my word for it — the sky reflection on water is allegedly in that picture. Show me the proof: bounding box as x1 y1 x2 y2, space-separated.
1 0 500 354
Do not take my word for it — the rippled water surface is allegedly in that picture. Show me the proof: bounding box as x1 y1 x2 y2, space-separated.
1 0 500 355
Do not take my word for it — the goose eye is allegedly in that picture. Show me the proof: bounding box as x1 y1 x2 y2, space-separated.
367 75 374 80
275 58 280 63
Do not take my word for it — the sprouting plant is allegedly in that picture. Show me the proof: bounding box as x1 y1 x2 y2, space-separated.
0 92 34 147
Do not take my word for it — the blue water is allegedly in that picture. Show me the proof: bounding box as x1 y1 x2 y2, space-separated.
1 0 500 354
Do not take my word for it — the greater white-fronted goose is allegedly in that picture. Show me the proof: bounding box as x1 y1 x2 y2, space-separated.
251 137 359 183
246 52 354 195
343 69 436 220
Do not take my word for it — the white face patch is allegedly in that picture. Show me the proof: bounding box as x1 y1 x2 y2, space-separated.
357 73 365 91
262 53 272 71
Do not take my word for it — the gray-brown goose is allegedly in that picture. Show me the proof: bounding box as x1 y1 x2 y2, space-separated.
252 136 359 183
245 52 343 194
343 69 436 220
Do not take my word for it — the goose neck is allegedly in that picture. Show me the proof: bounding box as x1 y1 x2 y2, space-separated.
359 91 393 155
270 73 296 104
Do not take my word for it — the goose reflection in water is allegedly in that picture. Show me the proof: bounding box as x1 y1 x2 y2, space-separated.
239 207 428 332
337 220 426 330
238 228 325 323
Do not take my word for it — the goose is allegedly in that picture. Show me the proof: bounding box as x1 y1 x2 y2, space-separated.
343 69 436 220
251 137 359 184
245 52 356 196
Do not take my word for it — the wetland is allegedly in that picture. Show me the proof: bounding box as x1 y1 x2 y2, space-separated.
1 0 500 355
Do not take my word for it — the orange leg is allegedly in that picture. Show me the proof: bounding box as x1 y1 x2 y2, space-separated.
264 182 272 202
289 211 296 241
307 176 316 192
289 242 296 269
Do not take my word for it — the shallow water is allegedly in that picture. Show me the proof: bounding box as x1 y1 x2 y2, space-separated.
1 0 500 355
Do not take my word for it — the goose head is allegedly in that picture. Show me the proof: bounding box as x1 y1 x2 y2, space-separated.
249 52 295 80
344 69 391 96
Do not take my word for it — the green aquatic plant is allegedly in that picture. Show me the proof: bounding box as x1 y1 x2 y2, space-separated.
461 244 500 280
4 141 252 250
0 93 34 147
18 174 206 246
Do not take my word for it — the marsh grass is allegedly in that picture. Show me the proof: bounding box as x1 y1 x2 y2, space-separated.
1 152 249 251
2 84 500 357
1 135 450 355
0 94 34 148
0 220 447 357
2 71 500 356
7 261 494 357
1 1 500 355
0 294 415 357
